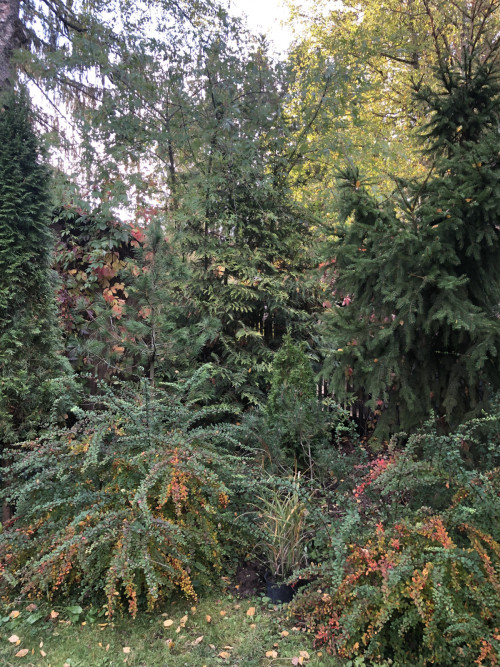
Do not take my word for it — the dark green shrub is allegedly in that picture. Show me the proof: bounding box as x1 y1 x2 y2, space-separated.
0 382 257 616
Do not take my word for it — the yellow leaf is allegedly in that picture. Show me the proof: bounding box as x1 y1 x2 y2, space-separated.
10 610 20 618
223 646 233 650
219 652 230 659
163 619 174 627
180 614 188 624
266 650 278 658
39 642 43 649
205 615 211 623
15 649 29 658
123 647 131 654
300 651 310 659
50 610 59 619
175 626 181 633
40 650 47 657
281 630 289 637
8 635 20 643
193 636 203 645
355 180 361 189
250 623 256 629
219 610 227 617
191 606 197 613
246 607 255 617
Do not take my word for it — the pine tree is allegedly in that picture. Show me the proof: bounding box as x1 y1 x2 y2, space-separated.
0 89 71 444
324 50 500 434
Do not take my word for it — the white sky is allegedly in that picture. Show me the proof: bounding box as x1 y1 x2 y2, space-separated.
228 0 295 55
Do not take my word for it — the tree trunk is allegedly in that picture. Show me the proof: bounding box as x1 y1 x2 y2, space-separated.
0 0 21 92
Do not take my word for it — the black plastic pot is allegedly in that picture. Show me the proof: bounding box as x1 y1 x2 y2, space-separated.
265 575 296 604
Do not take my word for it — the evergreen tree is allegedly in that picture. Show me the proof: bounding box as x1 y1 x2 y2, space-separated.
0 89 71 444
324 50 500 433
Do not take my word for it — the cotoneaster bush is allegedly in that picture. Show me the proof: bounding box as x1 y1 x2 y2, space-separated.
0 381 257 616
291 406 500 666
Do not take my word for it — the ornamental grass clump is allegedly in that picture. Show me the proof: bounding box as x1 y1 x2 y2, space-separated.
255 477 312 581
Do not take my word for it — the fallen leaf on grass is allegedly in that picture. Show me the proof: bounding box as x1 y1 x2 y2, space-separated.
291 658 304 666
250 623 256 629
205 615 212 623
299 651 310 659
39 642 43 648
163 619 174 627
180 614 188 625
223 645 233 650
50 610 59 619
219 610 227 617
193 636 203 645
209 644 215 649
246 607 255 617
265 650 278 658
123 647 131 654
10 610 20 619
219 651 230 659
191 606 197 613
8 635 20 644
40 650 47 657
15 650 29 658
175 626 181 633
280 630 289 637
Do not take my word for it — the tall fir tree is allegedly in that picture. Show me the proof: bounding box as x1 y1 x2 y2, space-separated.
0 89 72 446
324 49 500 434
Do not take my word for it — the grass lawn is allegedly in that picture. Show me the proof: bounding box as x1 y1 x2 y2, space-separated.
0 590 335 666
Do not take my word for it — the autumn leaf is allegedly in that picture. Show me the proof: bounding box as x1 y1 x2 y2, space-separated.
246 607 255 617
205 615 211 623
10 610 20 618
15 649 29 658
280 630 289 637
163 619 174 627
123 647 131 654
218 651 230 659
219 610 227 617
50 610 59 619
299 651 310 659
180 614 188 625
265 650 278 658
193 636 203 645
8 635 20 643
40 650 47 657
